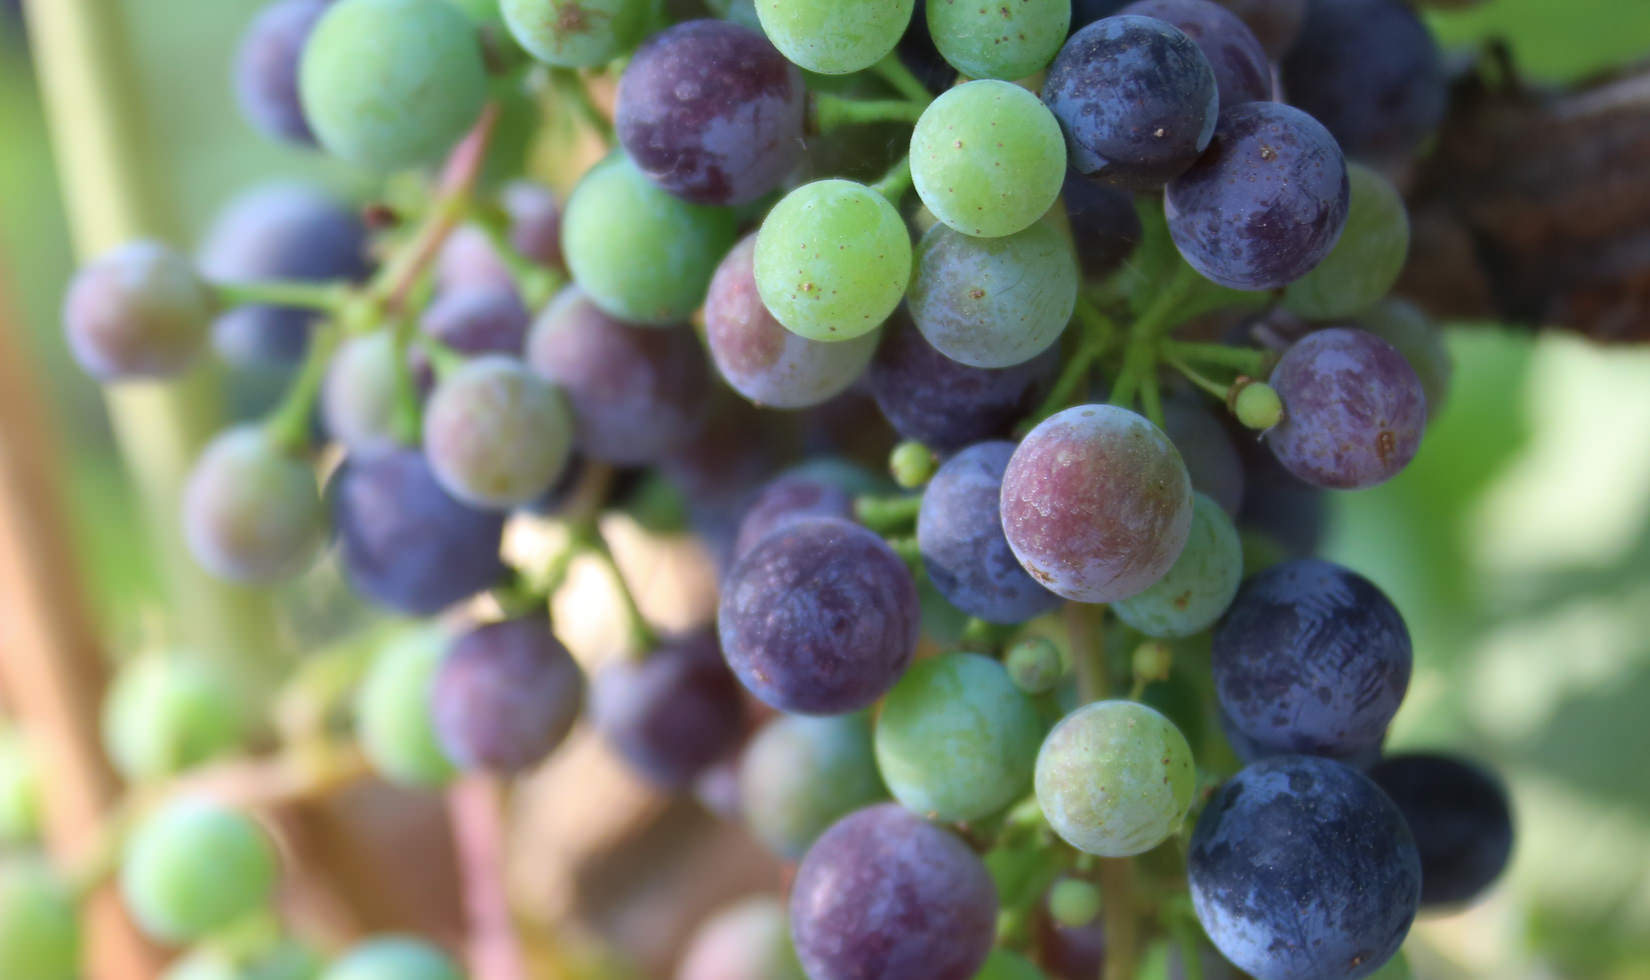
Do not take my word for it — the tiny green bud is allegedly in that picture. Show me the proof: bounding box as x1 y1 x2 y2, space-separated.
1005 636 1063 695
1232 380 1283 430
890 441 937 489
1049 877 1102 928
1133 640 1173 686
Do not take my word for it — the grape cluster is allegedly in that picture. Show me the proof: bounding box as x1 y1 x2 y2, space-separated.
38 0 1522 977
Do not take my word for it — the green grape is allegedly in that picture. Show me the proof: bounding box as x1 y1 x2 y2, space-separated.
973 948 1046 980
1283 162 1410 319
445 0 505 27
1034 700 1196 857
1358 298 1452 418
0 859 79 980
738 712 887 859
907 214 1077 368
299 0 489 172
103 655 244 782
755 0 915 75
1004 636 1063 695
502 0 649 67
910 80 1066 239
873 652 1044 822
355 629 458 788
121 799 278 943
1113 493 1243 639
706 0 762 31
753 179 912 342
1048 877 1101 927
320 937 462 980
926 0 1068 81
0 730 41 845
164 940 324 980
562 154 738 325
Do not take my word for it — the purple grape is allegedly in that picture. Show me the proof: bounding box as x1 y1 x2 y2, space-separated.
431 616 584 773
1213 558 1410 756
234 0 328 145
1035 895 1106 980
436 225 514 292
1042 16 1219 189
1368 753 1513 908
1218 708 1383 771
63 241 211 380
1165 101 1350 290
1266 327 1426 489
1061 171 1142 280
1211 0 1303 58
331 450 508 615
1161 396 1245 515
719 517 919 715
1001 404 1193 603
500 180 564 270
525 288 711 465
1119 0 1269 108
420 283 529 358
732 474 855 559
616 20 805 206
591 632 747 788
1235 435 1325 557
182 426 324 583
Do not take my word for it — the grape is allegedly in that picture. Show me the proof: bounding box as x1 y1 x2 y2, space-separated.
911 81 1067 240
299 0 488 172
164 940 323 980
319 937 462 980
0 731 39 846
1281 0 1445 161
436 225 516 293
561 154 738 324
1217 707 1384 771
1119 0 1268 109
1266 327 1426 489
1210 0 1302 58
183 426 325 583
501 0 649 68
975 949 1046 980
694 754 745 821
1213 558 1411 756
677 898 805 980
706 235 880 409
121 799 277 943
1235 436 1324 558
423 356 574 509
755 0 914 75
1005 637 1063 695
1160 396 1244 515
875 652 1044 822
103 655 244 782
1356 300 1452 419
790 804 997 980
0 859 79 980
321 332 417 456
431 616 585 772
1048 879 1101 928
356 629 458 787
525 287 711 464
1113 492 1242 638
331 450 508 614
617 20 805 206
591 632 747 787
1034 903 1106 980
753 179 912 342
447 0 506 27
1035 700 1196 857
721 517 919 714
1001 404 1194 603
500 180 565 270
917 442 1061 624
1367 753 1513 908
62 241 211 380
739 712 886 859
925 0 1068 82
867 314 1060 452
1284 163 1410 319
707 0 763 31
420 284 530 358
732 473 854 558
234 0 328 145
907 215 1077 369
1189 757 1420 980
1042 16 1219 190
1061 172 1142 280
1164 101 1350 291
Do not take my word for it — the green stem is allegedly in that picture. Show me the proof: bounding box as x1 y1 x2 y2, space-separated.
1021 305 1117 431
1139 359 1165 429
884 535 922 568
870 155 914 205
414 335 469 382
387 319 423 447
263 324 341 454
1162 353 1231 400
549 67 614 144
1162 339 1272 376
585 526 657 657
1134 262 1201 338
1066 602 1108 703
814 94 929 130
855 493 923 532
213 279 350 313
871 52 936 104
475 213 564 310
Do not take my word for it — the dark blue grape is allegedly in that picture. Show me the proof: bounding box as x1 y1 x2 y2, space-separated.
1189 756 1420 980
1211 0 1303 58
790 804 997 980
1042 16 1219 189
1213 558 1410 756
331 450 507 615
420 283 529 358
1119 0 1269 108
234 0 329 145
719 517 918 715
1062 171 1142 281
732 474 855 559
1070 0 1128 31
591 632 747 788
1161 395 1245 515
1368 753 1513 908
431 616 585 773
1236 433 1325 558
1218 708 1383 771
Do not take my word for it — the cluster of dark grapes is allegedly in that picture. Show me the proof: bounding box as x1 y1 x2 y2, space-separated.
30 0 1520 977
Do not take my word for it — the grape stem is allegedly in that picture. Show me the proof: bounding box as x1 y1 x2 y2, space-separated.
475 208 566 309
1162 339 1273 376
1065 602 1108 703
387 317 424 447
813 94 930 131
262 322 341 455
1162 352 1231 401
212 279 352 313
548 67 614 144
870 154 914 205
415 335 469 382
871 52 936 105
855 493 923 532
449 775 527 980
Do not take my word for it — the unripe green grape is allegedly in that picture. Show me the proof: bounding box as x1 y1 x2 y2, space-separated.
1048 877 1101 927
738 712 886 859
103 655 244 782
355 629 458 788
1131 640 1173 685
1005 636 1063 695
502 0 649 68
0 730 41 846
423 356 575 509
1233 380 1283 430
445 0 504 28
163 940 324 980
756 0 915 75
1113 493 1243 639
0 859 79 980
911 81 1066 239
754 179 912 342
183 426 326 584
927 0 1068 80
320 936 462 980
889 441 936 489
299 0 489 172
1284 162 1410 319
121 799 278 943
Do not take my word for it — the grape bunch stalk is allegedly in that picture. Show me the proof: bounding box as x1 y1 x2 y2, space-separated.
21 0 1520 978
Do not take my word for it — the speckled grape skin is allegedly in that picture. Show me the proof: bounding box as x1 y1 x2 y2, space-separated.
706 235 880 409
234 0 327 145
1368 754 1513 908
790 804 997 980
431 616 584 773
182 427 324 583
1165 101 1349 291
502 0 649 67
908 217 1076 369
1213 558 1411 756
911 81 1067 239
1120 0 1268 108
927 0 1066 80
526 288 710 464
321 937 462 980
1042 16 1219 190
1266 327 1426 489
1062 171 1142 280
617 21 805 206
423 356 574 509
732 473 855 558
356 629 458 787
1212 0 1303 57
739 712 887 859
592 632 747 787
420 284 529 357
918 443 1061 624
1188 757 1421 980
1001 404 1194 603
1114 493 1242 638
1356 300 1451 419
1284 163 1410 319
561 155 739 324
756 0 915 74
1034 700 1196 857
299 0 488 172
754 179 913 342
1161 397 1245 515
719 517 919 715
678 898 806 980
63 241 211 380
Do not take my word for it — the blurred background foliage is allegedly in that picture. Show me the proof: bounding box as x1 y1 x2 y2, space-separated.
1 1 1648 978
